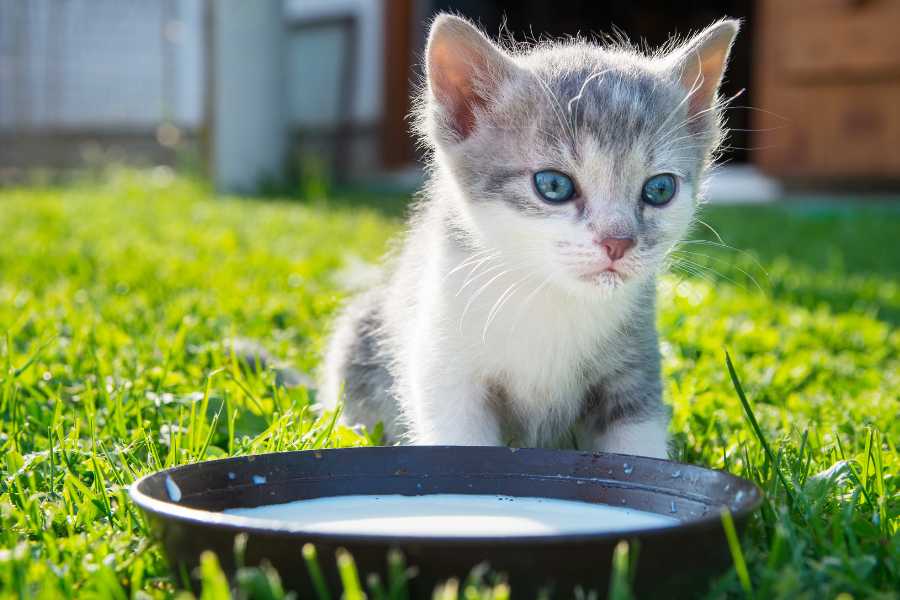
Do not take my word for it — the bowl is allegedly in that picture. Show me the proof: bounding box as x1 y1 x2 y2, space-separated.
130 446 761 598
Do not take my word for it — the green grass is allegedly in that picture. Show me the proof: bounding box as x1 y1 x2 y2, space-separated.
0 169 897 599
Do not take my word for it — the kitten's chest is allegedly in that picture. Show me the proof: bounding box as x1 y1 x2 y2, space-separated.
465 286 636 411
438 248 649 429
485 312 609 380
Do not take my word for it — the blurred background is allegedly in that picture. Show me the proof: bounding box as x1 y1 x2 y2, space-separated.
1 0 899 198
2 6 899 600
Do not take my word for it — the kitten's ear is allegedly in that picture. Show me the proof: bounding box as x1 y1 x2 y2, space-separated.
666 19 740 120
426 14 515 140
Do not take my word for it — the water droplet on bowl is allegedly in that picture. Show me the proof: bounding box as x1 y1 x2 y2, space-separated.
671 470 682 479
227 472 236 480
165 475 182 502
670 501 677 514
252 475 267 485
623 463 634 475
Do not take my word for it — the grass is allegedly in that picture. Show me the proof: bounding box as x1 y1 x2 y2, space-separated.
0 168 897 599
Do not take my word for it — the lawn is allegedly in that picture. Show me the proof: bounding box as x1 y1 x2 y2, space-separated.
0 169 897 599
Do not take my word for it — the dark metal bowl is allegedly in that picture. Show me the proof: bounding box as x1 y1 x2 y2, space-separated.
130 446 761 598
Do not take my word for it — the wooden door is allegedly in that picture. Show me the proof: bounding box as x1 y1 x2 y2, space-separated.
754 0 900 179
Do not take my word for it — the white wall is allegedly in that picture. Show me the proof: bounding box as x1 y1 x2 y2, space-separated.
0 0 385 132
0 0 204 131
212 0 286 192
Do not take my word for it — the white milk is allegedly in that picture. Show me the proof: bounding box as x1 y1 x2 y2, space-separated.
224 494 677 537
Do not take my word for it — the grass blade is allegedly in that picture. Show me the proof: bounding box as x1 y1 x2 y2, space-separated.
720 508 752 599
607 540 635 600
302 543 332 600
725 351 794 508
336 548 365 600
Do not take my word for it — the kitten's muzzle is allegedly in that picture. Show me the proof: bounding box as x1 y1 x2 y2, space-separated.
594 236 635 262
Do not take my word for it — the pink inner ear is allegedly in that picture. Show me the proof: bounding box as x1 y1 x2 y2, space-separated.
676 24 738 123
430 52 486 138
684 67 717 122
427 24 501 140
451 93 480 139
683 47 729 120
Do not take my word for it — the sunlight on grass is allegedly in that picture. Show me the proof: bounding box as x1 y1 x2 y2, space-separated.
0 169 897 599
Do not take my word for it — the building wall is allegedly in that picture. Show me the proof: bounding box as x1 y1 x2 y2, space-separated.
0 0 204 132
0 0 385 132
284 0 383 130
0 0 388 176
283 0 386 178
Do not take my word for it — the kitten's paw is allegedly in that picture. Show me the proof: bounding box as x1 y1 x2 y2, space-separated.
594 418 670 459
409 429 503 447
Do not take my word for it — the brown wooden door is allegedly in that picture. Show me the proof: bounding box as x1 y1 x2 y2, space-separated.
753 0 900 179
381 0 418 169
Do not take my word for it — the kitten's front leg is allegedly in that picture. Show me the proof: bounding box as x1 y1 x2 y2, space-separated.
593 415 670 459
579 381 671 458
406 373 502 446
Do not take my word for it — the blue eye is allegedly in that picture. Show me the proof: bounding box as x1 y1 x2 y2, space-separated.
641 173 678 206
533 170 576 203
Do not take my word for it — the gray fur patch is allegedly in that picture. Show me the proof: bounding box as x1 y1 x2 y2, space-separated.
578 282 666 435
319 289 403 442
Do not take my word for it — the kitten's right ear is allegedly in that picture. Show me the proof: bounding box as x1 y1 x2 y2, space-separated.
426 14 515 141
665 20 740 122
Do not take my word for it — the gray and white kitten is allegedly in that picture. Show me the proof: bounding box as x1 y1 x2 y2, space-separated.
320 15 739 456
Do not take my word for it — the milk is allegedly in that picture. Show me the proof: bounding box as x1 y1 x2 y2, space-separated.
224 494 677 536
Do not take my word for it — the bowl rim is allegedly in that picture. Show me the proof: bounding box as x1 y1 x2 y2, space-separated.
129 446 763 546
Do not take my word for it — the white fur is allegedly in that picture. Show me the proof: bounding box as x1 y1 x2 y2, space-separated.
588 417 671 458
390 159 681 451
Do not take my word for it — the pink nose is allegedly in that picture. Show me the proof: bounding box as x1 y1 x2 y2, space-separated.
596 236 635 261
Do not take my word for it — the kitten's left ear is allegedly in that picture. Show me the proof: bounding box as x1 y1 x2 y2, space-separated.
666 19 740 119
426 14 517 141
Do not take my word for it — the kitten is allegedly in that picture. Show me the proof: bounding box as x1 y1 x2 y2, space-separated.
320 15 739 457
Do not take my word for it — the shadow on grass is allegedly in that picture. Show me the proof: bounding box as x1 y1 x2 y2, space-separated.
699 201 900 277
687 201 900 323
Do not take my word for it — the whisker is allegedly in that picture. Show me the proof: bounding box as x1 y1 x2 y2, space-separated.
443 249 500 281
456 259 509 297
568 67 614 150
667 259 719 286
652 58 706 142
719 104 791 123
678 239 771 279
670 249 766 292
481 272 535 341
458 264 532 332
668 253 756 292
695 219 725 245
534 74 577 149
653 82 747 152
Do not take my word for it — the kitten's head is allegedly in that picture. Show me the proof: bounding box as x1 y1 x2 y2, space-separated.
419 15 739 297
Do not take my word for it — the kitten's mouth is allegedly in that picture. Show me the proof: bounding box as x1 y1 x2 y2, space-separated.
578 265 627 284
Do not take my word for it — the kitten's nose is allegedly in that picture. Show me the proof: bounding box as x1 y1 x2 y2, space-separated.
596 236 635 261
